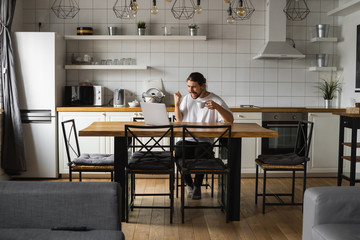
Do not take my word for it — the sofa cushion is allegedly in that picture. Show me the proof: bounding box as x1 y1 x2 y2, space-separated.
312 224 360 240
0 229 124 240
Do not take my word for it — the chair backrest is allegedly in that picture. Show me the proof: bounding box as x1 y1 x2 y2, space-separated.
125 124 174 166
180 125 231 164
294 120 314 158
61 119 81 164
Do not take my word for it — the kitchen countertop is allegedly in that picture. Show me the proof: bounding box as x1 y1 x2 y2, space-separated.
56 106 346 113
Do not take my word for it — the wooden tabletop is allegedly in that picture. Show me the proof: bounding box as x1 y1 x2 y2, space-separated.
79 121 278 138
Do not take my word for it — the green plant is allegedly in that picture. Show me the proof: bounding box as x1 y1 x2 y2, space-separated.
137 21 146 29
188 24 199 29
316 75 342 100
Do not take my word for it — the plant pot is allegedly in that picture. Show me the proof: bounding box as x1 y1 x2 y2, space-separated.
324 99 332 108
316 24 330 38
316 54 329 67
138 28 145 36
189 28 197 36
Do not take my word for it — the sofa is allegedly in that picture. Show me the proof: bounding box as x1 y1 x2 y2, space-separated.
0 181 125 240
302 186 360 240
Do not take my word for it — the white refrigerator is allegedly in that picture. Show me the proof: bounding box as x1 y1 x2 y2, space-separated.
12 32 65 178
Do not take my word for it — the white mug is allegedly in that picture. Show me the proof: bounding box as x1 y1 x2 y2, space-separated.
197 101 206 109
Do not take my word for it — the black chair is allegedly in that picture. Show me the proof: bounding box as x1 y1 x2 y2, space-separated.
255 120 314 213
61 119 114 181
125 124 175 223
176 125 231 223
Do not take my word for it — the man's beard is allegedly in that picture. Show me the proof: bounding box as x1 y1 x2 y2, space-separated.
190 88 204 99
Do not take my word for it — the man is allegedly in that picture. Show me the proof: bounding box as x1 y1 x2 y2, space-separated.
174 72 234 199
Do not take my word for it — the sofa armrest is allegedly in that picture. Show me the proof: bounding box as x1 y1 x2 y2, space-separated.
302 186 360 240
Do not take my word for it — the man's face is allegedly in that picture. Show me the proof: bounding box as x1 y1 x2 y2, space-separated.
187 80 206 99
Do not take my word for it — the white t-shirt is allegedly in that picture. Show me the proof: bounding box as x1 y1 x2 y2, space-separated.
179 92 232 142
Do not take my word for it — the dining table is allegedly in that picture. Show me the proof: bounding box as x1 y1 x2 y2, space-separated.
79 121 278 222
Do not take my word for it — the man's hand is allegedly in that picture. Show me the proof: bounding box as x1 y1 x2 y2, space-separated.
174 91 182 106
205 100 218 110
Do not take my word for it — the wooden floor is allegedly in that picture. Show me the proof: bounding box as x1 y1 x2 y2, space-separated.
121 177 336 240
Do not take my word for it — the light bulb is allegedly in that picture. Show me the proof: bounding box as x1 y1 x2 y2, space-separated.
236 6 245 17
224 0 230 3
151 5 159 14
227 16 235 24
131 1 138 13
195 5 202 14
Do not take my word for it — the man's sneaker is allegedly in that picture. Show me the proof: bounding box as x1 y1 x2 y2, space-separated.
187 185 193 198
192 186 201 200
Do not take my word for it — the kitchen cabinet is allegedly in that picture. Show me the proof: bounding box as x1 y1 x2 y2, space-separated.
308 113 340 174
58 111 136 174
233 112 262 174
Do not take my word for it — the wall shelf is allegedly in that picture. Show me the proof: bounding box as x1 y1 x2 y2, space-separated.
327 0 360 16
64 35 207 41
310 37 338 43
64 65 148 70
309 67 337 72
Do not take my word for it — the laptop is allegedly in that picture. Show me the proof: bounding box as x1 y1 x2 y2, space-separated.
140 102 170 125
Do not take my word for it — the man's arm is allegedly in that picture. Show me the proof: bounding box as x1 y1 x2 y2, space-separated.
174 91 183 122
205 100 234 123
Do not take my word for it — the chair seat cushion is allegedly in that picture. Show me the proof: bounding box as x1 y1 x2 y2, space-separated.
312 224 360 240
73 154 114 165
177 158 227 172
0 229 124 240
257 153 308 165
129 151 173 170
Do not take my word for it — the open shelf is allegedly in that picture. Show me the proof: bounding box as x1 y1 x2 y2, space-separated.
64 65 148 70
64 35 207 41
341 156 360 162
327 0 360 16
310 37 338 43
342 142 360 148
309 67 337 72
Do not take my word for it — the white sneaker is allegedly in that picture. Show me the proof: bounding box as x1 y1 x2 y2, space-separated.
187 185 193 198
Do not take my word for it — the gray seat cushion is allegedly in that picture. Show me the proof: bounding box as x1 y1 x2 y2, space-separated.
73 154 114 165
177 158 227 172
312 224 360 240
0 229 124 240
257 152 308 165
129 151 173 170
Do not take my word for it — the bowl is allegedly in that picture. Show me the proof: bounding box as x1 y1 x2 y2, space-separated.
128 101 137 107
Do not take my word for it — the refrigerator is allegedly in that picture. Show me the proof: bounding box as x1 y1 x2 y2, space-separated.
12 32 65 178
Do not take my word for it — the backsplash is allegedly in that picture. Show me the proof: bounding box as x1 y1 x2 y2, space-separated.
19 0 338 108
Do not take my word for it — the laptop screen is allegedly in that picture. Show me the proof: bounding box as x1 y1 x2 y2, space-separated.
140 102 170 125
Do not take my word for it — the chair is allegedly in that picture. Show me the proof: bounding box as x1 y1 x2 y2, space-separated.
176 125 231 223
255 120 314 213
61 119 114 181
125 124 174 223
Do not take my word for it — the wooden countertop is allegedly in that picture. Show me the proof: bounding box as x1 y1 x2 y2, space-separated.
333 112 360 117
57 106 345 113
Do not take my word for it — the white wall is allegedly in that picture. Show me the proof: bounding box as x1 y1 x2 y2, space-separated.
17 0 341 108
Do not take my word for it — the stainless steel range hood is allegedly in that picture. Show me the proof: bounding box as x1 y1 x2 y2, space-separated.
253 0 305 60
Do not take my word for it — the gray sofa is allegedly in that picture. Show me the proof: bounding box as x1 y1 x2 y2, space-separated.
302 186 360 240
0 181 125 240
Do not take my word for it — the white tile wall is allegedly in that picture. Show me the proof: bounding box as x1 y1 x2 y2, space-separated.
19 0 339 107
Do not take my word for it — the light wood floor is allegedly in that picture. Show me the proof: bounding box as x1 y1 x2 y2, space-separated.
40 177 337 240
122 177 336 240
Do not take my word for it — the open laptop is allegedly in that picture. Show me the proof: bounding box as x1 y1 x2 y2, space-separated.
140 102 170 125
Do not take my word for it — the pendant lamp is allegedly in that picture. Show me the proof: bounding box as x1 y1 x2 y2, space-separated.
230 0 255 20
51 0 80 19
113 0 137 19
283 0 310 21
171 0 196 20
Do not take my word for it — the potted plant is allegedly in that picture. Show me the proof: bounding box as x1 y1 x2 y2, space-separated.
188 24 199 36
315 72 342 108
137 21 146 35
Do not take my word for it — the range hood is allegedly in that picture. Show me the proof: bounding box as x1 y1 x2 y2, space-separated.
253 0 305 60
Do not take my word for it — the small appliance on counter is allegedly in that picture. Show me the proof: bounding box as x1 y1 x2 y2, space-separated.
142 88 165 103
113 89 129 107
64 86 104 106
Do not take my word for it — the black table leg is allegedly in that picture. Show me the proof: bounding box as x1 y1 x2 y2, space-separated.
229 138 242 221
338 116 344 186
114 137 127 222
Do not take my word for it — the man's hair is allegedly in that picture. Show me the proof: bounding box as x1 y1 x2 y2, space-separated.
187 72 206 86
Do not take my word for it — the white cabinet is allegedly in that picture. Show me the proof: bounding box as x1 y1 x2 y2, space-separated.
58 111 137 174
308 113 340 174
233 112 262 174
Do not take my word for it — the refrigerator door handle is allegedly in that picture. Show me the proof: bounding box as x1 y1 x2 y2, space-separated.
21 110 52 123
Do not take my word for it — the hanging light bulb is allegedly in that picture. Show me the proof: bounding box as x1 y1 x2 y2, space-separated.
131 0 138 13
224 0 230 3
226 3 235 24
236 0 246 16
195 0 202 14
151 0 159 14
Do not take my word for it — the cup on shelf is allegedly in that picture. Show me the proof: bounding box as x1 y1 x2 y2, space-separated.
108 27 117 36
316 24 330 38
101 59 106 65
106 59 113 65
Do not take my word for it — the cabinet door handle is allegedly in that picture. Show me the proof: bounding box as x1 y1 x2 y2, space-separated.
237 115 244 118
102 113 106 117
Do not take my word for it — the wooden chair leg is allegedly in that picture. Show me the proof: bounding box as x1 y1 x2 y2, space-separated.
262 170 267 214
